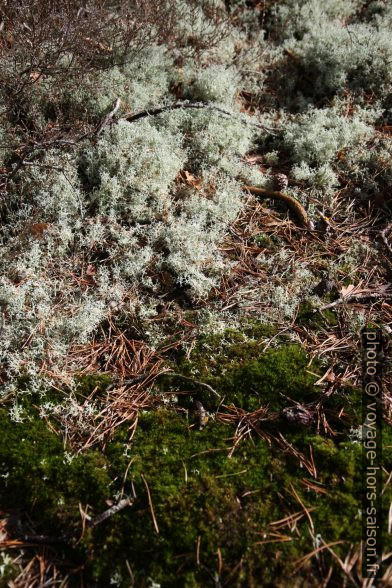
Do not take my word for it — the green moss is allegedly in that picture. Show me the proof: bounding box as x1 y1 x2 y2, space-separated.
171 326 361 438
251 233 279 250
296 299 339 328
1 332 389 585
0 405 374 587
172 334 320 412
230 344 318 411
0 409 111 536
240 320 278 340
74 372 112 400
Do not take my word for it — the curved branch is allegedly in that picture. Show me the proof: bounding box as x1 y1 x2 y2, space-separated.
242 184 312 229
164 372 221 399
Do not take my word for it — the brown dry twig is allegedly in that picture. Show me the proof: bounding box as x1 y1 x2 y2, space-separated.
164 372 220 399
317 286 392 312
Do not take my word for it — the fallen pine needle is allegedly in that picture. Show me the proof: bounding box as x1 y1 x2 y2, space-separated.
289 483 315 534
294 541 344 569
141 473 159 534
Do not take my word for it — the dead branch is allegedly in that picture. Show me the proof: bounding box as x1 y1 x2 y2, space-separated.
86 496 134 528
15 534 68 545
123 100 280 134
317 291 392 312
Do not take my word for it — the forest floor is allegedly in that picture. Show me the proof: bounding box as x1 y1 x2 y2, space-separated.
0 1 391 586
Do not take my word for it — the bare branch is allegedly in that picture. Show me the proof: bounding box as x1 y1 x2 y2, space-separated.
123 100 281 134
317 291 392 312
164 372 221 399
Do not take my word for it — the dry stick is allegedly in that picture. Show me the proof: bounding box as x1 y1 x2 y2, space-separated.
87 496 134 528
123 100 280 134
17 534 68 545
95 97 122 137
381 221 392 256
243 184 311 229
141 473 159 534
164 372 220 399
317 291 392 313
